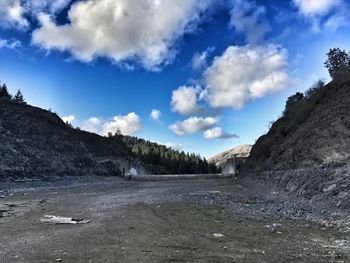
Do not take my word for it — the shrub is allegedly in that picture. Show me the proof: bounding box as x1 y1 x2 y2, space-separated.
305 79 325 99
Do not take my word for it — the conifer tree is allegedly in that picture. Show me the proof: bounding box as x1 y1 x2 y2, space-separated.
13 89 26 104
0 84 12 100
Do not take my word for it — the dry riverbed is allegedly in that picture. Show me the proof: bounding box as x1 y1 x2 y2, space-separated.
0 177 349 262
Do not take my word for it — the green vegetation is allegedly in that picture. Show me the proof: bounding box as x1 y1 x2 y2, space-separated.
108 134 219 174
325 48 350 79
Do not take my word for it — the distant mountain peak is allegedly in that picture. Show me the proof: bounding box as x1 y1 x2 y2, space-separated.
209 144 252 167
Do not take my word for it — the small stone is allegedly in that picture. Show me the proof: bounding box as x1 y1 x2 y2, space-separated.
323 184 337 193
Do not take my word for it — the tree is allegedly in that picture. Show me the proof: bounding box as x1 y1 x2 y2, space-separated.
0 84 11 100
13 89 26 104
324 48 350 79
283 92 304 115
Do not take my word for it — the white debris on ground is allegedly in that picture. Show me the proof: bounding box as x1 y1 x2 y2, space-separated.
213 233 225 238
127 168 138 176
40 215 89 224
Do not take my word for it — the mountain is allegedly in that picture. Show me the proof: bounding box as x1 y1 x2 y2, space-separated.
209 144 252 167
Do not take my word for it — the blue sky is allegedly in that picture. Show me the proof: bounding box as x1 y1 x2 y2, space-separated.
0 0 349 158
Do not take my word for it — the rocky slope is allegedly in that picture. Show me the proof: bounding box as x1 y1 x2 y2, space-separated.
209 144 252 167
245 78 350 171
0 99 146 180
243 78 350 210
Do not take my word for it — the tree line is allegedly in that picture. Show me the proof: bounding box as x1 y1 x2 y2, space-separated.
109 133 219 174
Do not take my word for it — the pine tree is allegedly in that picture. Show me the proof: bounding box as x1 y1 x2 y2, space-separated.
13 89 26 104
0 84 12 100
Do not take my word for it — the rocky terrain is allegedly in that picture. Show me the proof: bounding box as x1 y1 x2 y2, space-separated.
245 78 350 171
0 99 146 180
0 177 349 262
209 144 252 167
242 78 350 213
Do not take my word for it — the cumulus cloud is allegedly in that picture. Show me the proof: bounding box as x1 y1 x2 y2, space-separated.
293 0 349 31
0 0 71 29
62 114 75 124
203 127 238 140
150 109 161 121
81 117 103 134
82 113 143 136
293 0 341 16
0 0 28 29
165 142 184 151
169 116 218 136
102 112 143 136
229 0 270 44
191 47 215 71
204 44 292 109
171 85 202 116
32 0 213 70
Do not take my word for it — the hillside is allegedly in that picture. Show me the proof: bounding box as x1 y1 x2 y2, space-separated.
245 78 350 171
0 96 216 180
209 144 252 167
0 98 145 179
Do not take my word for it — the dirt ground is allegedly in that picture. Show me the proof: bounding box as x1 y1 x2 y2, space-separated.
0 177 349 263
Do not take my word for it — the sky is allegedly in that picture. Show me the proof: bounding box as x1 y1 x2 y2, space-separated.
0 0 350 158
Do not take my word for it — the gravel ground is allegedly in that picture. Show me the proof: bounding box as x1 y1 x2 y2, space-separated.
0 176 349 262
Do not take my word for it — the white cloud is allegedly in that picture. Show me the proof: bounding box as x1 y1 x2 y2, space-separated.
191 47 215 71
0 0 71 29
102 112 143 136
171 85 201 115
169 116 218 136
165 142 184 151
82 117 103 134
203 127 238 140
293 0 341 16
0 38 21 49
293 0 349 31
229 0 270 44
32 0 213 70
62 114 75 124
82 113 143 136
150 109 161 121
0 0 28 29
204 44 292 109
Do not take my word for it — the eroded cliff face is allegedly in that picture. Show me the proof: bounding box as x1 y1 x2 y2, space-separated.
245 78 350 172
0 99 146 180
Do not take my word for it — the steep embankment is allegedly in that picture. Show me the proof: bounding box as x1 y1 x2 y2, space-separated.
246 79 350 171
209 144 252 167
0 99 145 179
243 78 350 210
